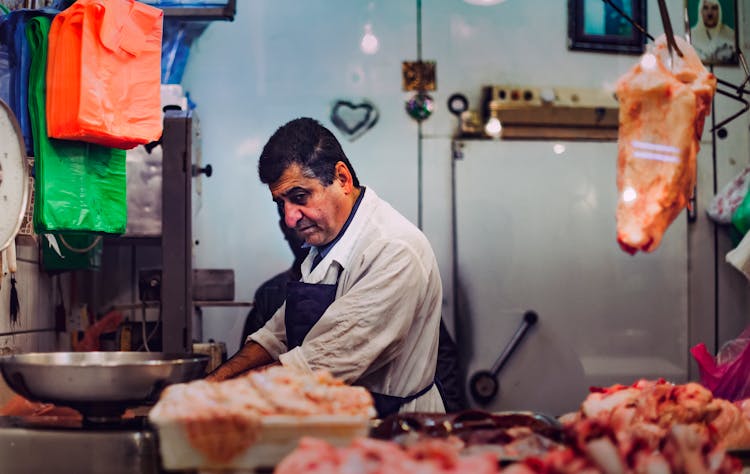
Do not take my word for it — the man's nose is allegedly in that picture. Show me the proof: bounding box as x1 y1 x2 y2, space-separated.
284 203 302 228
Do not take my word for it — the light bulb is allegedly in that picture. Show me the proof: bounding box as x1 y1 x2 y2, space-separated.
622 187 637 203
484 116 502 138
360 24 379 55
640 53 657 70
553 143 566 154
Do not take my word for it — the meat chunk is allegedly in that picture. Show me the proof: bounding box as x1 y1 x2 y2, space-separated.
615 34 716 254
0 394 81 418
567 379 750 451
148 366 375 465
275 437 501 474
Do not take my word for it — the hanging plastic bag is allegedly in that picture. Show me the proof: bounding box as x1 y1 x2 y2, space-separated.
27 15 126 234
0 5 66 155
0 7 10 108
708 166 750 224
0 10 45 156
46 0 163 150
691 325 750 401
41 233 102 272
161 19 209 84
0 47 9 112
726 230 750 281
732 188 750 237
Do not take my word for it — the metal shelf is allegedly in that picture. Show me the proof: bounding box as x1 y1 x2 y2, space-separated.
154 0 235 21
103 236 161 246
111 301 252 311
194 301 252 307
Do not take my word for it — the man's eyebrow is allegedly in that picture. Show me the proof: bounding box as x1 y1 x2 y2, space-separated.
271 186 308 202
279 186 308 197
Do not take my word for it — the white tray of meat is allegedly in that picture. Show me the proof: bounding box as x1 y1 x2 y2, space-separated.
153 414 371 471
148 366 375 471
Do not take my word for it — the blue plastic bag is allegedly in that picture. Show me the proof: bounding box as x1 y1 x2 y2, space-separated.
0 37 9 107
0 8 58 156
161 19 209 84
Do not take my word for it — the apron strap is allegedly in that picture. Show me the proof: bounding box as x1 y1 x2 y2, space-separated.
371 380 435 418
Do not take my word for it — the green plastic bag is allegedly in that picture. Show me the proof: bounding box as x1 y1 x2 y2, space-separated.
26 16 126 235
41 233 102 272
732 187 750 238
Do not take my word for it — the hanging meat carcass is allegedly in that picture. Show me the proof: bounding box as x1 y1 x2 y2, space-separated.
615 35 716 254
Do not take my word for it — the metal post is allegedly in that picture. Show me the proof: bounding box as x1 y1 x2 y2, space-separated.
161 110 194 353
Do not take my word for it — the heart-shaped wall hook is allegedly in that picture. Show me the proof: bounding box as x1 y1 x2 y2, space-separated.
330 99 379 141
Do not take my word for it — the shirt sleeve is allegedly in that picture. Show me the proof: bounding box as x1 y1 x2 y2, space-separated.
247 301 288 359
285 239 431 383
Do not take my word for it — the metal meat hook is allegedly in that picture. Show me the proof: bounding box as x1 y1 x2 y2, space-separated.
601 0 750 131
657 0 683 62
710 47 750 132
713 81 750 132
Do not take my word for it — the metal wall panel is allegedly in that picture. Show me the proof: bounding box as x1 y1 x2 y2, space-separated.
454 140 689 415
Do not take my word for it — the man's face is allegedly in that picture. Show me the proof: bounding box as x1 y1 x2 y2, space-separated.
270 163 350 247
701 1 719 28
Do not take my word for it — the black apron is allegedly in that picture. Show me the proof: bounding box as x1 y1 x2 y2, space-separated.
284 280 337 348
284 279 441 418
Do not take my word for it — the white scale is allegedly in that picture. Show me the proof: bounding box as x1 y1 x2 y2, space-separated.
0 98 30 287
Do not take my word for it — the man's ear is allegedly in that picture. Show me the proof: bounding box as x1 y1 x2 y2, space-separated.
334 161 354 192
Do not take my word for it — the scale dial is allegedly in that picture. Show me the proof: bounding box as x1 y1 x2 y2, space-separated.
0 99 29 252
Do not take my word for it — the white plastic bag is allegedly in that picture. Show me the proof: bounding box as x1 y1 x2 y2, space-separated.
707 166 750 224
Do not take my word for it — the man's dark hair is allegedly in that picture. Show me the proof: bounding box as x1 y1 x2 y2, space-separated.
258 117 360 188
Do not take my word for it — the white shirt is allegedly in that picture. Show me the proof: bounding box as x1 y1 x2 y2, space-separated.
249 187 445 413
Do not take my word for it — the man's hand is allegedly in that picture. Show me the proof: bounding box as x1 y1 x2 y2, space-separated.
205 341 275 382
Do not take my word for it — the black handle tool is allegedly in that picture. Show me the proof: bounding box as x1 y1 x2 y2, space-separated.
469 310 538 405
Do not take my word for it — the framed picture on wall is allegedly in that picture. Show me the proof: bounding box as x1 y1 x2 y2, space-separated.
686 0 739 65
567 0 647 54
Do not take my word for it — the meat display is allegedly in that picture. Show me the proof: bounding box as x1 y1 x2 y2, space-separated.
561 379 750 450
148 366 374 469
275 436 500 474
277 421 740 474
370 410 565 461
151 365 374 420
507 422 741 474
615 35 716 254
277 380 747 474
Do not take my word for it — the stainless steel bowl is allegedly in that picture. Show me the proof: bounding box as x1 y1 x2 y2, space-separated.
0 352 208 421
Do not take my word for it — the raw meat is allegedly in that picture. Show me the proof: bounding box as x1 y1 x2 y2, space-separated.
562 379 750 450
150 366 375 421
149 366 375 464
275 437 500 474
0 394 81 418
276 422 741 474
615 35 716 254
524 379 743 473
273 378 748 473
370 410 565 461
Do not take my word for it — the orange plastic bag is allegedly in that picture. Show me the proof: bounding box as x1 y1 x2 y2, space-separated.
46 0 163 149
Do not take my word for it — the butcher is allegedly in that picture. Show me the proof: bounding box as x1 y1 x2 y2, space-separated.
207 117 446 417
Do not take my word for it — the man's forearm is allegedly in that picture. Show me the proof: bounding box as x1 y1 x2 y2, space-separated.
205 341 275 382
